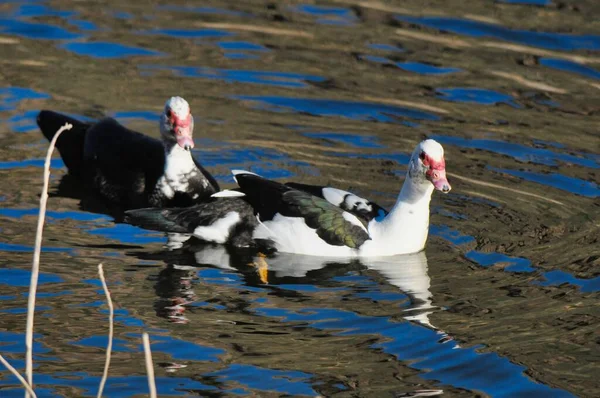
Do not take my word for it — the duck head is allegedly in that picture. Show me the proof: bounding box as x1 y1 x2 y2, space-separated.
408 139 451 193
160 96 194 150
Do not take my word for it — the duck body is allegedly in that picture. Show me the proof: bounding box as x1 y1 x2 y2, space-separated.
37 97 219 209
236 171 434 257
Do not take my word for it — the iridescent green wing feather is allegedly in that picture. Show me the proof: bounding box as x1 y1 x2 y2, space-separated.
282 190 370 248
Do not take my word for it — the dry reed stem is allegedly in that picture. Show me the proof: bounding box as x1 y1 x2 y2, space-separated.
142 333 157 398
97 264 114 398
25 122 72 398
0 355 37 398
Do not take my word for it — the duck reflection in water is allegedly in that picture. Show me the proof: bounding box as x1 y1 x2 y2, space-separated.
153 263 197 324
140 235 452 341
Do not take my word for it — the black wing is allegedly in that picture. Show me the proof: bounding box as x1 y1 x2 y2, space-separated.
124 197 256 247
37 110 92 178
82 117 165 205
285 182 388 223
236 173 371 248
192 155 221 195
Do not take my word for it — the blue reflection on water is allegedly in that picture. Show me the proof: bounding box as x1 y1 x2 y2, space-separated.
157 5 251 17
291 4 358 26
431 135 599 168
109 10 133 19
233 95 441 122
73 336 135 352
398 62 461 75
368 43 405 52
537 270 600 293
223 52 260 60
207 364 317 396
0 268 63 286
138 65 325 88
0 158 64 170
0 87 50 112
133 333 225 362
0 208 110 222
147 28 233 38
8 3 75 18
436 88 519 107
255 306 572 397
0 331 51 355
6 109 39 132
0 242 72 253
87 224 166 244
540 58 600 80
0 373 217 397
489 167 600 198
67 19 98 31
112 110 160 122
302 132 384 148
325 151 411 166
397 15 600 51
218 41 269 51
431 224 598 291
362 55 461 75
466 251 535 273
60 42 162 58
195 139 318 180
0 18 82 40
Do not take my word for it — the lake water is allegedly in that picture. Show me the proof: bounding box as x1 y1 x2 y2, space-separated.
0 0 598 397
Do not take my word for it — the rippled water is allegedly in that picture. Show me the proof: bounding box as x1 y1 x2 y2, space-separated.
0 0 598 397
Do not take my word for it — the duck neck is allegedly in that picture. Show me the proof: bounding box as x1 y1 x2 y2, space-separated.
163 141 190 159
395 173 434 208
385 174 433 226
371 173 434 254
161 140 198 179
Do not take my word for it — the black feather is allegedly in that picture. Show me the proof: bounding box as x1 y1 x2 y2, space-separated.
125 197 257 247
37 110 219 209
285 181 388 223
37 110 90 178
236 173 370 248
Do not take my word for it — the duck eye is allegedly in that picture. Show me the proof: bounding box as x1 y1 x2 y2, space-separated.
165 109 172 118
419 152 426 160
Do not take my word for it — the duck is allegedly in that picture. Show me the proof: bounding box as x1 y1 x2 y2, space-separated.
37 96 219 209
125 139 451 257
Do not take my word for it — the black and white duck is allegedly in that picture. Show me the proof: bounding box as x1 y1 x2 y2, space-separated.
37 96 219 209
125 139 451 257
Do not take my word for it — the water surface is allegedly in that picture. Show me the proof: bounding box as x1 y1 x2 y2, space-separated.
0 0 598 396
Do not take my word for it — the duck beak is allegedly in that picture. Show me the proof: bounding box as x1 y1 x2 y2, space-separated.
175 126 194 150
429 169 451 193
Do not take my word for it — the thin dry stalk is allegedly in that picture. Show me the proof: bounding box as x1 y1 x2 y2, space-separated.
96 264 114 398
25 122 72 398
142 333 157 398
0 354 37 398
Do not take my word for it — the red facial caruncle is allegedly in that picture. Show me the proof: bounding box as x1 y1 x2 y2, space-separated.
167 108 194 150
420 152 451 193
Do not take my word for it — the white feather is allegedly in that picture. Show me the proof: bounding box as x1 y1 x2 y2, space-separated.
157 145 201 198
165 96 190 119
193 211 241 243
231 169 260 183
211 190 246 198
321 187 347 206
342 212 368 233
253 214 358 257
231 169 259 176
